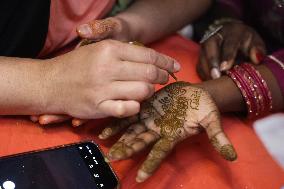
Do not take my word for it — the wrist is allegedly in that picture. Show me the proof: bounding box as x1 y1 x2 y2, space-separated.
0 57 58 115
256 65 284 112
38 59 65 114
195 76 246 113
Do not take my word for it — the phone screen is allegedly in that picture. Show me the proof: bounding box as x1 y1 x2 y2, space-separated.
0 142 118 189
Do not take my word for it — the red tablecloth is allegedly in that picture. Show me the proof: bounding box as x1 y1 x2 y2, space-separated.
0 35 283 189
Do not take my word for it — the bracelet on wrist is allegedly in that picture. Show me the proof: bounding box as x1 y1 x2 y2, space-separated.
227 64 272 118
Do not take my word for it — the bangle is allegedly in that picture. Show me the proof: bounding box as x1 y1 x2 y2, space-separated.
227 66 256 115
227 64 273 118
242 64 273 113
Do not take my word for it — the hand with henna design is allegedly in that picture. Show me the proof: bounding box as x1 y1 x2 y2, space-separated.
99 81 237 183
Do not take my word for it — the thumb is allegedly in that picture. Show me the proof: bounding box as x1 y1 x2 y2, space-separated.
202 110 237 161
76 18 117 40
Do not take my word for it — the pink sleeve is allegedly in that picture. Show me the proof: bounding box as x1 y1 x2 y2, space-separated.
38 0 116 58
264 49 284 100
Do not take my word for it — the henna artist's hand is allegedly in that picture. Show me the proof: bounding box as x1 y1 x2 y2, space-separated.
30 40 180 123
32 18 138 125
99 81 237 183
198 21 266 80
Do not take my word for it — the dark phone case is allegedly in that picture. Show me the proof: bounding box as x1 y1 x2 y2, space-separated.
0 141 120 189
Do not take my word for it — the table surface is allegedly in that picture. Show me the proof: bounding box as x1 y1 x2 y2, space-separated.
0 35 283 189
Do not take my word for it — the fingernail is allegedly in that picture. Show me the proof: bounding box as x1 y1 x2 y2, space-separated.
173 61 181 71
220 61 229 71
72 119 85 127
136 170 149 183
77 24 92 37
256 51 265 63
211 68 221 79
98 134 105 139
107 150 123 161
39 118 48 125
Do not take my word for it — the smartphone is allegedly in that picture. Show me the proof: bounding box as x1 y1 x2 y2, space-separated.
0 141 119 189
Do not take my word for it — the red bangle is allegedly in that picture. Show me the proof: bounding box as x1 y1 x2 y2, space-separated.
242 64 273 113
227 67 255 116
240 65 265 115
235 65 261 115
227 64 272 118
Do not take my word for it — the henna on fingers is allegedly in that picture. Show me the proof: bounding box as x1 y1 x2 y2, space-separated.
99 81 237 182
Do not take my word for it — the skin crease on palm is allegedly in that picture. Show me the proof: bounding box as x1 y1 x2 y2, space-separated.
98 81 237 183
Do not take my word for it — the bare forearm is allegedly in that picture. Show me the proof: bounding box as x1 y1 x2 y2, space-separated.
116 0 212 43
197 65 283 113
0 57 49 115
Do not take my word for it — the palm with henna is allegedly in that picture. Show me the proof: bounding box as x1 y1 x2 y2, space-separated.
99 81 237 183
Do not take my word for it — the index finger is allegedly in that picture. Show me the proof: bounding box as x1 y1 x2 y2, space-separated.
202 35 222 79
98 115 139 139
117 42 181 73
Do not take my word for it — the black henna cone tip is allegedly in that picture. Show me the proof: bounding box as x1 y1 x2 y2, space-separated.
220 144 238 161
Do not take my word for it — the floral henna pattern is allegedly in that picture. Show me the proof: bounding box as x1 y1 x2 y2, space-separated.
155 82 189 139
189 89 201 110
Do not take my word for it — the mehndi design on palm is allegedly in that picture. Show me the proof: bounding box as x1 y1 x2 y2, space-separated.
99 81 237 182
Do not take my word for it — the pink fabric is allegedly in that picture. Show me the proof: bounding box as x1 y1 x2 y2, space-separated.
38 0 116 58
265 49 284 100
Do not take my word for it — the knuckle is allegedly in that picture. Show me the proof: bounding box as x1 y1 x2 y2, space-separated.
139 83 155 99
146 49 158 64
98 39 117 52
164 56 175 71
160 71 169 84
146 65 159 82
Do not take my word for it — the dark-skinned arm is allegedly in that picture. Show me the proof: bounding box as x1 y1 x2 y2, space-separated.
196 65 283 113
116 0 212 44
